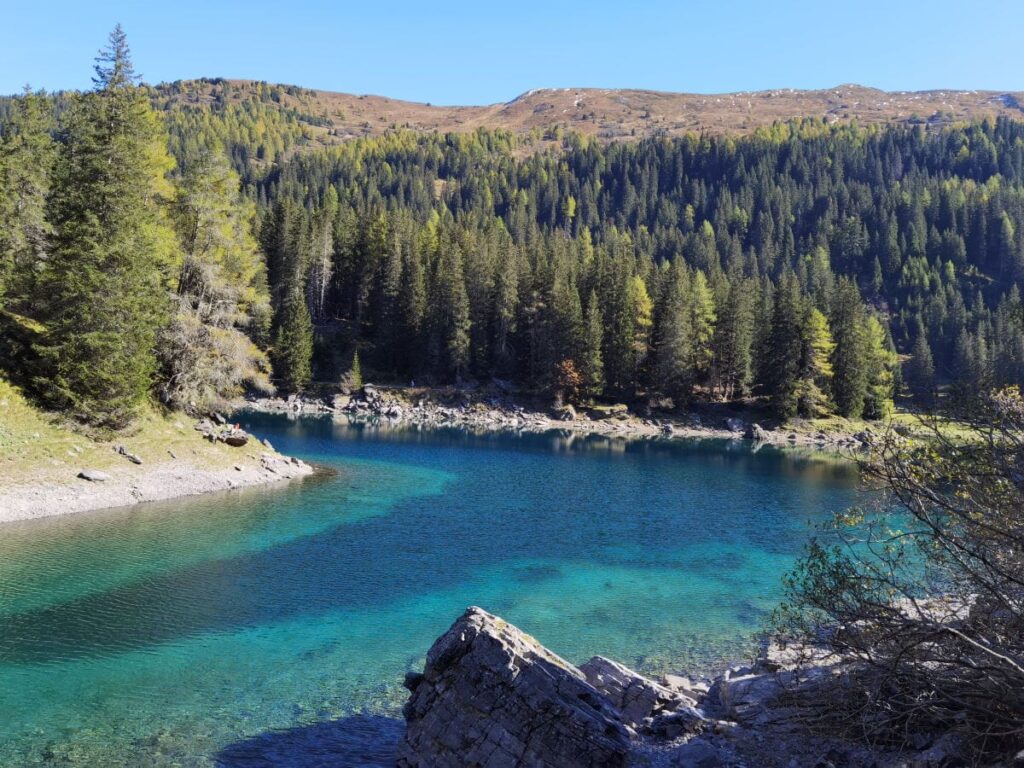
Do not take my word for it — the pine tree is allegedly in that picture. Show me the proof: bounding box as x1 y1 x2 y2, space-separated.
429 228 470 380
35 27 178 427
710 278 755 400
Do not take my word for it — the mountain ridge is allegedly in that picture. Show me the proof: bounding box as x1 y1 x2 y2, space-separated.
155 78 1024 146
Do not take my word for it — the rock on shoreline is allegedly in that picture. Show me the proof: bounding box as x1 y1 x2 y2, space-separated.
247 385 874 451
397 607 956 768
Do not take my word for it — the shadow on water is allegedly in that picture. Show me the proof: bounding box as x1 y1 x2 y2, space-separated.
214 714 402 768
0 417 860 665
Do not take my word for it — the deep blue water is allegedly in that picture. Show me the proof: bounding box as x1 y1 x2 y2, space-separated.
0 414 860 766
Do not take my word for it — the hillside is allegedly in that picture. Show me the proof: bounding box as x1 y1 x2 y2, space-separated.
155 78 1024 149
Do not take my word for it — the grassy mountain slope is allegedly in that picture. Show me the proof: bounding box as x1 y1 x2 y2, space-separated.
155 78 1024 149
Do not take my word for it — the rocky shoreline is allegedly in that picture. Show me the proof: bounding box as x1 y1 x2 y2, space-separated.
395 607 958 768
0 417 314 524
246 385 878 452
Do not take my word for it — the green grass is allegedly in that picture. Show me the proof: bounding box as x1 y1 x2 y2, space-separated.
0 378 272 488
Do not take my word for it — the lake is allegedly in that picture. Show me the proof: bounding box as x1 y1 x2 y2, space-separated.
0 414 860 766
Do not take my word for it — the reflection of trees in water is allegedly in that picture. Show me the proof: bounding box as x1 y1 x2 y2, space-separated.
307 414 860 484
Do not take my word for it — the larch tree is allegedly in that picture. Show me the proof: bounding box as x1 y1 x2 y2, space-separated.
796 306 835 418
159 145 272 411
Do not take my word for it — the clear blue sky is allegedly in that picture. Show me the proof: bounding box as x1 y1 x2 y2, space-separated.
3 0 1022 104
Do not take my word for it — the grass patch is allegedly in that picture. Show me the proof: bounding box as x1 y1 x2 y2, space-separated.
0 378 270 487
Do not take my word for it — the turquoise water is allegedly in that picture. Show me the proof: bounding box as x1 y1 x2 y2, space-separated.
0 415 860 766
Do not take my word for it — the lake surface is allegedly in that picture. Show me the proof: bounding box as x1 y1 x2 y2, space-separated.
0 414 860 766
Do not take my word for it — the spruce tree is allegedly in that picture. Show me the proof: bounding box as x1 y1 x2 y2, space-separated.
765 275 804 420
0 88 54 311
272 283 313 392
907 325 936 406
35 27 178 427
710 278 755 400
580 289 605 398
652 263 694 404
830 279 869 418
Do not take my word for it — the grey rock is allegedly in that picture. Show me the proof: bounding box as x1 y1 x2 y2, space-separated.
648 709 706 740
671 738 733 767
724 417 746 433
579 655 697 728
551 403 577 421
397 606 630 768
78 469 112 482
744 423 770 441
116 445 143 464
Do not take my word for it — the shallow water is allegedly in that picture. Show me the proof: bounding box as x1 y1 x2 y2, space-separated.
0 415 860 766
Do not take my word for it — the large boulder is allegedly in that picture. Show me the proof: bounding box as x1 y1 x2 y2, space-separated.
397 607 631 768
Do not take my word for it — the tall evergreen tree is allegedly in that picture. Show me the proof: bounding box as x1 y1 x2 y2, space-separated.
710 278 755 400
796 307 835 418
830 279 869 418
906 324 937 405
35 27 178 427
765 275 804 420
580 289 605 398
0 88 54 311
272 282 313 392
652 262 694 403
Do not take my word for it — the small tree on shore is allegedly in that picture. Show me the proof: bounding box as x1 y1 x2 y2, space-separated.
775 387 1024 762
340 349 363 392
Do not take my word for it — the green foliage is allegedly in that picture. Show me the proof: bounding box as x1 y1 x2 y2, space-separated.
159 145 272 410
33 27 179 428
797 306 835 418
272 284 313 392
0 89 54 314
830 279 869 418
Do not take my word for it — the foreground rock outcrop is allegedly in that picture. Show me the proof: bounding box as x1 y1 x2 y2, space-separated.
398 608 976 768
397 607 631 768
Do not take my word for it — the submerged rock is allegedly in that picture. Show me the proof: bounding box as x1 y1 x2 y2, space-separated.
397 606 631 768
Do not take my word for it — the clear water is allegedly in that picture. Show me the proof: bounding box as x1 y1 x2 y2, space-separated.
0 415 860 767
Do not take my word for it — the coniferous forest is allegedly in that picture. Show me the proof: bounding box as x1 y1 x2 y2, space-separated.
3 29 1024 428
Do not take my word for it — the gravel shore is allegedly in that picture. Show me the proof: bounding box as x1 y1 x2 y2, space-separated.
0 452 314 524
247 385 875 452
